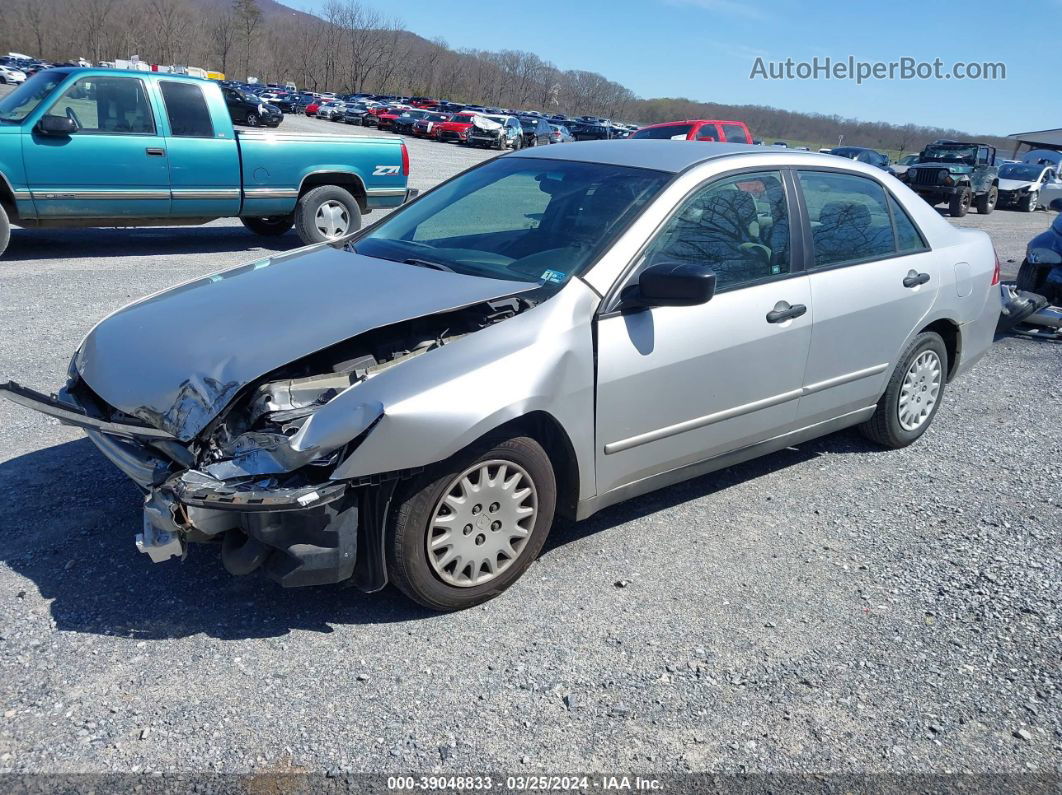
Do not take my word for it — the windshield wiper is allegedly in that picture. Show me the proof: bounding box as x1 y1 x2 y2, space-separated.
404 258 455 273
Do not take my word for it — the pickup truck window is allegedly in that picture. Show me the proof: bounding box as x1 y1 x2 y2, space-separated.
0 70 67 123
45 76 155 134
159 81 214 138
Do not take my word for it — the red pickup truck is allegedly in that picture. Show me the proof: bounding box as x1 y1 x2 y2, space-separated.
630 119 752 144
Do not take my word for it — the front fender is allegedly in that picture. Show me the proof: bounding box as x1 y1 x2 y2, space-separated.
313 279 601 502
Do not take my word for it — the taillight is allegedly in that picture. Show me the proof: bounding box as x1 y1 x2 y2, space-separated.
991 250 1001 285
400 142 410 177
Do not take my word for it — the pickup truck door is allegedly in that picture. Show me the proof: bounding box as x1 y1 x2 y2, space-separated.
22 74 171 217
155 80 241 218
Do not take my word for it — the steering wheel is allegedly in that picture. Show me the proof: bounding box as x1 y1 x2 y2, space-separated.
65 106 82 131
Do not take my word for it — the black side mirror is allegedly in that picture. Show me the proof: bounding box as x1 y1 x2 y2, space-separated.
38 115 76 135
629 262 717 308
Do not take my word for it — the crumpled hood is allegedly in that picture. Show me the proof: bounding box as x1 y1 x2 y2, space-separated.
998 178 1034 192
74 245 536 441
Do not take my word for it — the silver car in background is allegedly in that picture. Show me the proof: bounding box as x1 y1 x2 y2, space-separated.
2 142 1001 611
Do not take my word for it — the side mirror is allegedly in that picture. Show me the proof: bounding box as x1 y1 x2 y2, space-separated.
1050 198 1062 212
628 262 717 308
1029 247 1062 265
38 115 77 135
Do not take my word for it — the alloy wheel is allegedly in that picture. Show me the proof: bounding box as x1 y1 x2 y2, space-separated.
426 460 538 588
897 350 942 431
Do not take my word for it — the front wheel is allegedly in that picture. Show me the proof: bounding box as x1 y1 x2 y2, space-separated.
1020 191 1038 212
948 189 970 217
241 215 294 237
387 435 557 610
0 202 10 257
859 331 947 449
245 112 259 127
294 184 362 244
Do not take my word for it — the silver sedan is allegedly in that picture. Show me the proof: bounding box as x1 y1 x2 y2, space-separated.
2 142 1001 610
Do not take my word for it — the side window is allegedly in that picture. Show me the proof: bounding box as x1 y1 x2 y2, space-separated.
159 81 214 138
44 77 155 134
641 170 791 291
695 124 717 142
798 171 896 268
888 194 928 254
721 123 749 144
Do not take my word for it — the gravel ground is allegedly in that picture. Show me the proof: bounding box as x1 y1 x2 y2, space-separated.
0 98 1059 778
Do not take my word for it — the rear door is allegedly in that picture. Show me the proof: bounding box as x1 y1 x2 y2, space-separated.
156 80 240 217
22 74 170 217
794 169 939 426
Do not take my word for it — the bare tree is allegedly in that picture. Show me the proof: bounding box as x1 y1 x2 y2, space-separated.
232 0 262 80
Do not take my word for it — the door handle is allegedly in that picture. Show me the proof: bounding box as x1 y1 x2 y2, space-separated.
903 270 931 288
145 147 166 157
766 301 807 324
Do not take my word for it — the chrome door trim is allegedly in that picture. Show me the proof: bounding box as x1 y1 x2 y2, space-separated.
242 187 299 199
30 189 171 201
603 363 889 455
171 188 242 200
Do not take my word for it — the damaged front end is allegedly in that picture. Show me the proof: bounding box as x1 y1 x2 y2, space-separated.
2 294 532 589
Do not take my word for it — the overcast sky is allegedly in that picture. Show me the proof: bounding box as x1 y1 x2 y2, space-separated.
290 0 1038 136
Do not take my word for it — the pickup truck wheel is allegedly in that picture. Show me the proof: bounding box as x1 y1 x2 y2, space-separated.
859 331 947 449
0 203 10 257
975 187 996 214
295 185 362 244
241 215 294 237
387 435 557 611
948 189 970 217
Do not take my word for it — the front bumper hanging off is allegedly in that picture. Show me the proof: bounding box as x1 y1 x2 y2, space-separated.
0 381 370 589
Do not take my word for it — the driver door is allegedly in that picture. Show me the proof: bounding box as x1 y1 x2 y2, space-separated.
22 74 170 218
594 170 813 496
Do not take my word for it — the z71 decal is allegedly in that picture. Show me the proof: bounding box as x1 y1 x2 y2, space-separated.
373 165 401 176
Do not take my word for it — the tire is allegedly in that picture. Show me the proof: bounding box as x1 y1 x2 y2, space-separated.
495 136 506 151
386 435 557 611
859 331 948 449
948 189 970 217
245 112 259 127
294 184 362 245
1015 259 1040 293
975 186 996 215
240 215 294 237
1020 191 1038 212
0 202 10 257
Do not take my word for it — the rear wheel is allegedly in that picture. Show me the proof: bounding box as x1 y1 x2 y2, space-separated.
387 435 557 611
859 331 947 449
0 203 10 257
294 185 362 244
241 215 294 237
245 112 259 127
975 187 996 214
948 189 970 217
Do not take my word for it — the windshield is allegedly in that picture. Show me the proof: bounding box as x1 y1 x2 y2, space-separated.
999 163 1046 181
0 69 68 122
920 145 977 163
352 157 670 292
631 124 694 140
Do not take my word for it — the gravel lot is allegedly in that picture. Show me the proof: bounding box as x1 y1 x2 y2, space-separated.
0 98 1059 779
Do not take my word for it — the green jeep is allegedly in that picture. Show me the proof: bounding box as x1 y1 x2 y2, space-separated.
900 141 999 217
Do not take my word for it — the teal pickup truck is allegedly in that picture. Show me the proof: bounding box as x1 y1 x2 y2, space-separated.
0 69 413 256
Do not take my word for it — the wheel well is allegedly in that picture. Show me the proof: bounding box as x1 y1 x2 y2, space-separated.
920 319 960 380
487 411 581 522
0 176 18 221
299 173 367 211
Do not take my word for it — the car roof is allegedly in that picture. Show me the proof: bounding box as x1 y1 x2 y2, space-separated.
510 140 812 172
638 119 747 129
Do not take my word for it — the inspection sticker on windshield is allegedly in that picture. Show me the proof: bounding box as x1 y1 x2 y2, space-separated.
540 269 567 284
